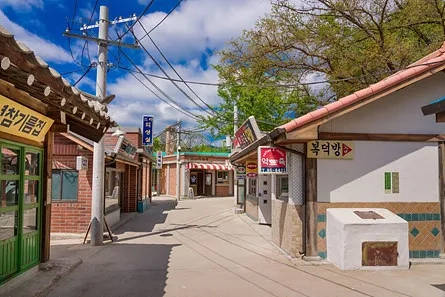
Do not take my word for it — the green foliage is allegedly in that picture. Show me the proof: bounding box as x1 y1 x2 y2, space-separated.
188 144 230 153
201 0 445 137
152 137 163 152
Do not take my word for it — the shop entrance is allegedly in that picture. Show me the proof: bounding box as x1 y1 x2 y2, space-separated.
0 140 42 283
190 171 205 196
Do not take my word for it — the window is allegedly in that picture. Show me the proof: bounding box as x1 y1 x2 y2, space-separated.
217 171 229 184
277 175 289 201
105 169 122 213
51 170 78 201
248 178 256 196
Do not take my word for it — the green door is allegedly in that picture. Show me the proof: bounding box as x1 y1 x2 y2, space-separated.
0 140 42 283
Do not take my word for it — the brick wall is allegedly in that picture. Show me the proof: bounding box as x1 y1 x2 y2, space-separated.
215 185 230 197
51 134 93 233
125 132 141 147
122 165 138 212
272 199 304 257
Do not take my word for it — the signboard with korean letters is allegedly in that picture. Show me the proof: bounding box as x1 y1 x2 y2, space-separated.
246 161 258 178
258 146 287 174
0 94 53 142
142 115 153 146
156 151 163 169
233 116 262 149
307 140 354 159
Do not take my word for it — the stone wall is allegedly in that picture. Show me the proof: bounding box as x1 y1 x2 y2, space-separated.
272 199 304 257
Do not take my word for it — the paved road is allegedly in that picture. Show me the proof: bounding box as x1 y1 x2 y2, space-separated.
48 196 445 297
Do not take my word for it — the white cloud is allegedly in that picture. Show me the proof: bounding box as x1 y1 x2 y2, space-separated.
0 0 43 11
108 0 270 130
0 10 72 64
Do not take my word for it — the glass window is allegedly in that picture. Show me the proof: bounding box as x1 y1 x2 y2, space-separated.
2 147 19 175
105 170 122 213
1 180 18 207
22 208 37 234
25 152 39 176
0 211 17 240
24 180 39 204
248 178 256 195
217 171 229 184
277 176 289 201
51 170 78 201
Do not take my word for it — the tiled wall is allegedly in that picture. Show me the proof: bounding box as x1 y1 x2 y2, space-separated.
316 202 442 259
272 200 304 257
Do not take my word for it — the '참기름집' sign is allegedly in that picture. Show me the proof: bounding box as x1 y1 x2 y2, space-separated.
307 140 354 159
258 146 287 174
0 94 53 143
246 161 258 178
233 116 262 149
142 115 153 146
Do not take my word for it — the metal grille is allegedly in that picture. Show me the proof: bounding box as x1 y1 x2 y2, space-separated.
288 150 304 205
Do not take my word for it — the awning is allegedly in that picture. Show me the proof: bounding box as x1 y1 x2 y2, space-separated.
187 163 233 170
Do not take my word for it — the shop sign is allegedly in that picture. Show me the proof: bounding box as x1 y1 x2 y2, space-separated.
246 161 258 178
236 165 246 176
307 140 354 159
258 146 287 174
156 151 163 169
142 115 153 146
76 156 88 170
0 94 53 142
233 116 262 149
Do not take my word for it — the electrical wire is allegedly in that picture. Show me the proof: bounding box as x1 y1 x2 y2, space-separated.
117 47 200 120
73 64 94 86
139 0 183 41
128 26 214 116
119 0 156 40
80 0 100 66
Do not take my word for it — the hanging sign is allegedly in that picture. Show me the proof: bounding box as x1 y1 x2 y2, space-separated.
156 151 163 169
233 116 262 149
0 94 53 143
246 161 258 178
142 115 153 146
307 140 354 159
258 146 287 174
236 165 246 176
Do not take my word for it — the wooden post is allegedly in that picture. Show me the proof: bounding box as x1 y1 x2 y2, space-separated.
304 157 320 260
41 131 54 262
438 142 445 255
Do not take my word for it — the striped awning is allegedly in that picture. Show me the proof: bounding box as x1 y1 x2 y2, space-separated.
187 163 233 170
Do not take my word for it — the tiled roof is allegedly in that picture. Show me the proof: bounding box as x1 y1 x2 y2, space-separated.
0 25 116 132
280 42 445 133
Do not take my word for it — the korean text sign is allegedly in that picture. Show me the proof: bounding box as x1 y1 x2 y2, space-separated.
142 115 153 146
0 94 53 142
307 140 354 159
156 151 163 169
246 161 258 177
258 146 287 174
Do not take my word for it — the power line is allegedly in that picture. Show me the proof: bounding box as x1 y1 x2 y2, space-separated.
119 0 156 40
73 64 94 86
128 25 214 116
117 47 200 120
139 0 183 40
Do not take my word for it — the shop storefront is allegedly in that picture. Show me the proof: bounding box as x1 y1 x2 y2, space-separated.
0 25 115 283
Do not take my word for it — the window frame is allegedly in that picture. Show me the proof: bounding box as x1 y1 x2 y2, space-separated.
217 171 229 184
51 169 79 202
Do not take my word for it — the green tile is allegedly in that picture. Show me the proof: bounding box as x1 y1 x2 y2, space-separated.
318 229 326 239
405 214 412 221
419 250 427 258
433 213 441 221
412 214 419 221
317 214 326 222
409 251 413 258
427 250 434 258
413 251 420 258
426 213 433 221
431 227 440 237
419 213 426 221
397 213 404 220
410 227 419 237
318 251 327 259
433 250 440 257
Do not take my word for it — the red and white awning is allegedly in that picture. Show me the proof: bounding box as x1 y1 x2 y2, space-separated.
187 162 233 170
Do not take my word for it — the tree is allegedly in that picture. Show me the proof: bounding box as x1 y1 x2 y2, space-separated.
201 0 445 136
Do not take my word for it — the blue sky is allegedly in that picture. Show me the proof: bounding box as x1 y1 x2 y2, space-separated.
0 0 271 135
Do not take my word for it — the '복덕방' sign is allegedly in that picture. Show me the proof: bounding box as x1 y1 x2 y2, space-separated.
307 140 354 159
0 94 53 143
233 116 262 149
258 146 287 174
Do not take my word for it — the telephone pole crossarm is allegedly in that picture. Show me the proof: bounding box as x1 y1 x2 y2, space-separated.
63 31 140 49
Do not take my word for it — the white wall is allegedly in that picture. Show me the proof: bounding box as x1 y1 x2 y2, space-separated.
320 72 445 134
317 141 439 203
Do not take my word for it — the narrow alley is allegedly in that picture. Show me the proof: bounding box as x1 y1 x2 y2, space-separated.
39 197 445 297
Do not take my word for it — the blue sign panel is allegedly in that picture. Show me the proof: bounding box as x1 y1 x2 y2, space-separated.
142 115 153 146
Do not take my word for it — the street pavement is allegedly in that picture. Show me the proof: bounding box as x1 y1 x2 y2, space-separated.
45 196 445 297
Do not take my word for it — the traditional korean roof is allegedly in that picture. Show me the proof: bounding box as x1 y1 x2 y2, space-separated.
0 25 116 141
280 42 445 133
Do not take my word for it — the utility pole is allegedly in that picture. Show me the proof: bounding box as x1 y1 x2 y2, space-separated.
64 6 138 246
176 122 181 201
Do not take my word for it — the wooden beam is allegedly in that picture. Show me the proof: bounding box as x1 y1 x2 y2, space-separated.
0 79 47 114
304 156 319 259
41 131 54 262
0 130 43 148
319 132 445 142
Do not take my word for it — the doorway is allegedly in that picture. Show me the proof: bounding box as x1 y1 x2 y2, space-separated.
205 172 212 196
0 140 42 283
